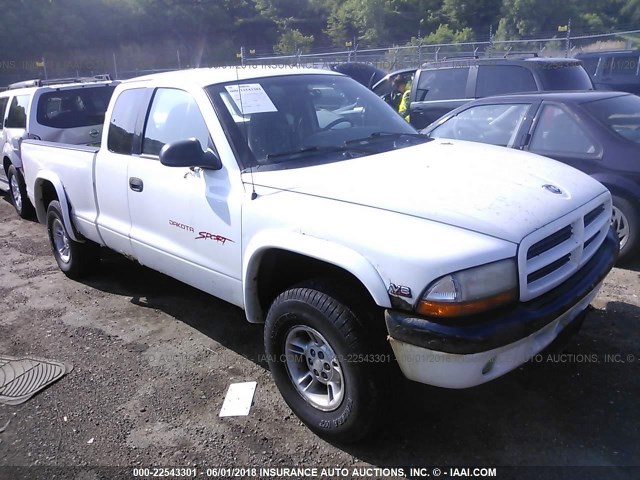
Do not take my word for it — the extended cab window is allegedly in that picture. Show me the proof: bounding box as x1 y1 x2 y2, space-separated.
476 65 537 97
5 95 29 128
142 89 210 156
36 86 115 128
430 103 530 147
107 88 147 155
415 68 469 101
0 97 8 130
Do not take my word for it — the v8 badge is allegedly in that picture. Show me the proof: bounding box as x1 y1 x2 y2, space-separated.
388 283 412 298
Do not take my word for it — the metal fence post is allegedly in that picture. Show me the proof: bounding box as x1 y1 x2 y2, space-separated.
113 52 118 79
566 18 571 58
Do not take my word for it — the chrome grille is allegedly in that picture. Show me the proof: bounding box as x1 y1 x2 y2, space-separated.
518 194 612 302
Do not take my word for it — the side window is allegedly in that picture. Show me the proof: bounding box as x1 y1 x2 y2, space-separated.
0 97 9 130
373 80 392 98
601 56 614 76
142 89 210 156
5 95 29 128
430 103 530 147
476 66 537 97
610 55 639 76
416 68 469 101
107 88 147 155
580 58 599 76
530 104 596 155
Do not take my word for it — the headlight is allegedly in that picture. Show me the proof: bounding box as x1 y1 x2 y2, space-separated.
417 258 518 317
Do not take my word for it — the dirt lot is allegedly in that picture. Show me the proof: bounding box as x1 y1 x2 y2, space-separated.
0 191 639 479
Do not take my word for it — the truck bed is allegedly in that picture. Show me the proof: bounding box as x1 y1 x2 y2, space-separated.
22 140 100 241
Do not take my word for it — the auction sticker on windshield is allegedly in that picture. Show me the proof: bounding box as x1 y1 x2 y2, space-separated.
224 84 277 114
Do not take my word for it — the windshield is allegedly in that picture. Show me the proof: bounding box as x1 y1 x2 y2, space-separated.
206 74 426 169
535 64 594 90
582 94 640 144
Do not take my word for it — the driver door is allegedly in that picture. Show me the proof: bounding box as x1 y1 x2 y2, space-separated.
127 88 243 306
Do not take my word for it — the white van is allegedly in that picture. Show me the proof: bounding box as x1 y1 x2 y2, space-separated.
0 76 117 217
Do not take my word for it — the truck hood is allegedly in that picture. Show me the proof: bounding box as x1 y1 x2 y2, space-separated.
247 139 609 243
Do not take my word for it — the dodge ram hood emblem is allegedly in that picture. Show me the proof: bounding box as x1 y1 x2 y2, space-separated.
542 184 563 195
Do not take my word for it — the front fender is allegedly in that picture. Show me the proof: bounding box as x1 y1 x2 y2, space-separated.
242 230 391 323
2 143 19 171
33 171 82 242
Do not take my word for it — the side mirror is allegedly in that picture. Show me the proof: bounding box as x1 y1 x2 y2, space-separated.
159 138 222 170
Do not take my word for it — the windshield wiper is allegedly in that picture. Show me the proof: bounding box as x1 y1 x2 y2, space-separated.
344 132 429 146
265 145 364 162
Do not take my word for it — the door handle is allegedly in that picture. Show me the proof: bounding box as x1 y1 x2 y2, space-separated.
129 177 144 192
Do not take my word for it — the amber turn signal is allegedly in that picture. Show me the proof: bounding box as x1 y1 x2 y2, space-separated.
416 289 518 317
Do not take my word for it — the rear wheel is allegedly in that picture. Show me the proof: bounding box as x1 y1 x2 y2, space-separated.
612 195 638 263
264 282 391 442
7 165 35 219
46 200 99 279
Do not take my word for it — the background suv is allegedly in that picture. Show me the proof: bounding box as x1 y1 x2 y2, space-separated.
408 55 594 129
0 76 117 217
575 50 640 94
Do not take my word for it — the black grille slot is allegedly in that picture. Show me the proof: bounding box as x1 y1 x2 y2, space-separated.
527 225 573 260
527 254 571 283
584 231 599 250
584 204 605 228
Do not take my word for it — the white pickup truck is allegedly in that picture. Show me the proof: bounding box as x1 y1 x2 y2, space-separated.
22 67 618 442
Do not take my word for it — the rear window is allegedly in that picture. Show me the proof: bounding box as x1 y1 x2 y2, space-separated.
535 63 594 90
476 65 537 97
36 86 116 128
582 94 640 144
415 68 469 101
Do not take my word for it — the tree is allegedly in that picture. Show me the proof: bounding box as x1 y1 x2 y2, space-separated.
275 29 315 53
442 0 502 36
406 23 474 47
495 0 575 39
325 0 390 47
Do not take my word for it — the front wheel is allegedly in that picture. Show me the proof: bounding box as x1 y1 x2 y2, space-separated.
612 195 639 263
264 284 389 442
46 200 99 279
7 165 35 219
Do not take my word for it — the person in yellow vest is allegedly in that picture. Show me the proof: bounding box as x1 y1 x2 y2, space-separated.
398 81 411 123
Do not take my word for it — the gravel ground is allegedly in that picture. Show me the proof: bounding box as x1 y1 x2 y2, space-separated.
0 192 639 479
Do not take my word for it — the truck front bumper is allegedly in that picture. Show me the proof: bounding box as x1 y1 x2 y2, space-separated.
385 227 618 389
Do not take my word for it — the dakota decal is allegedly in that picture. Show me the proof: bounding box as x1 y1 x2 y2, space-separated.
169 220 195 232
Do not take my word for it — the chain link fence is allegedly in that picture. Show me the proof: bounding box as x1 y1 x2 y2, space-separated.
2 29 640 88
243 29 640 71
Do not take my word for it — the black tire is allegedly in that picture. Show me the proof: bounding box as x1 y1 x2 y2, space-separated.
264 283 390 443
612 195 639 263
7 165 35 219
46 200 99 279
